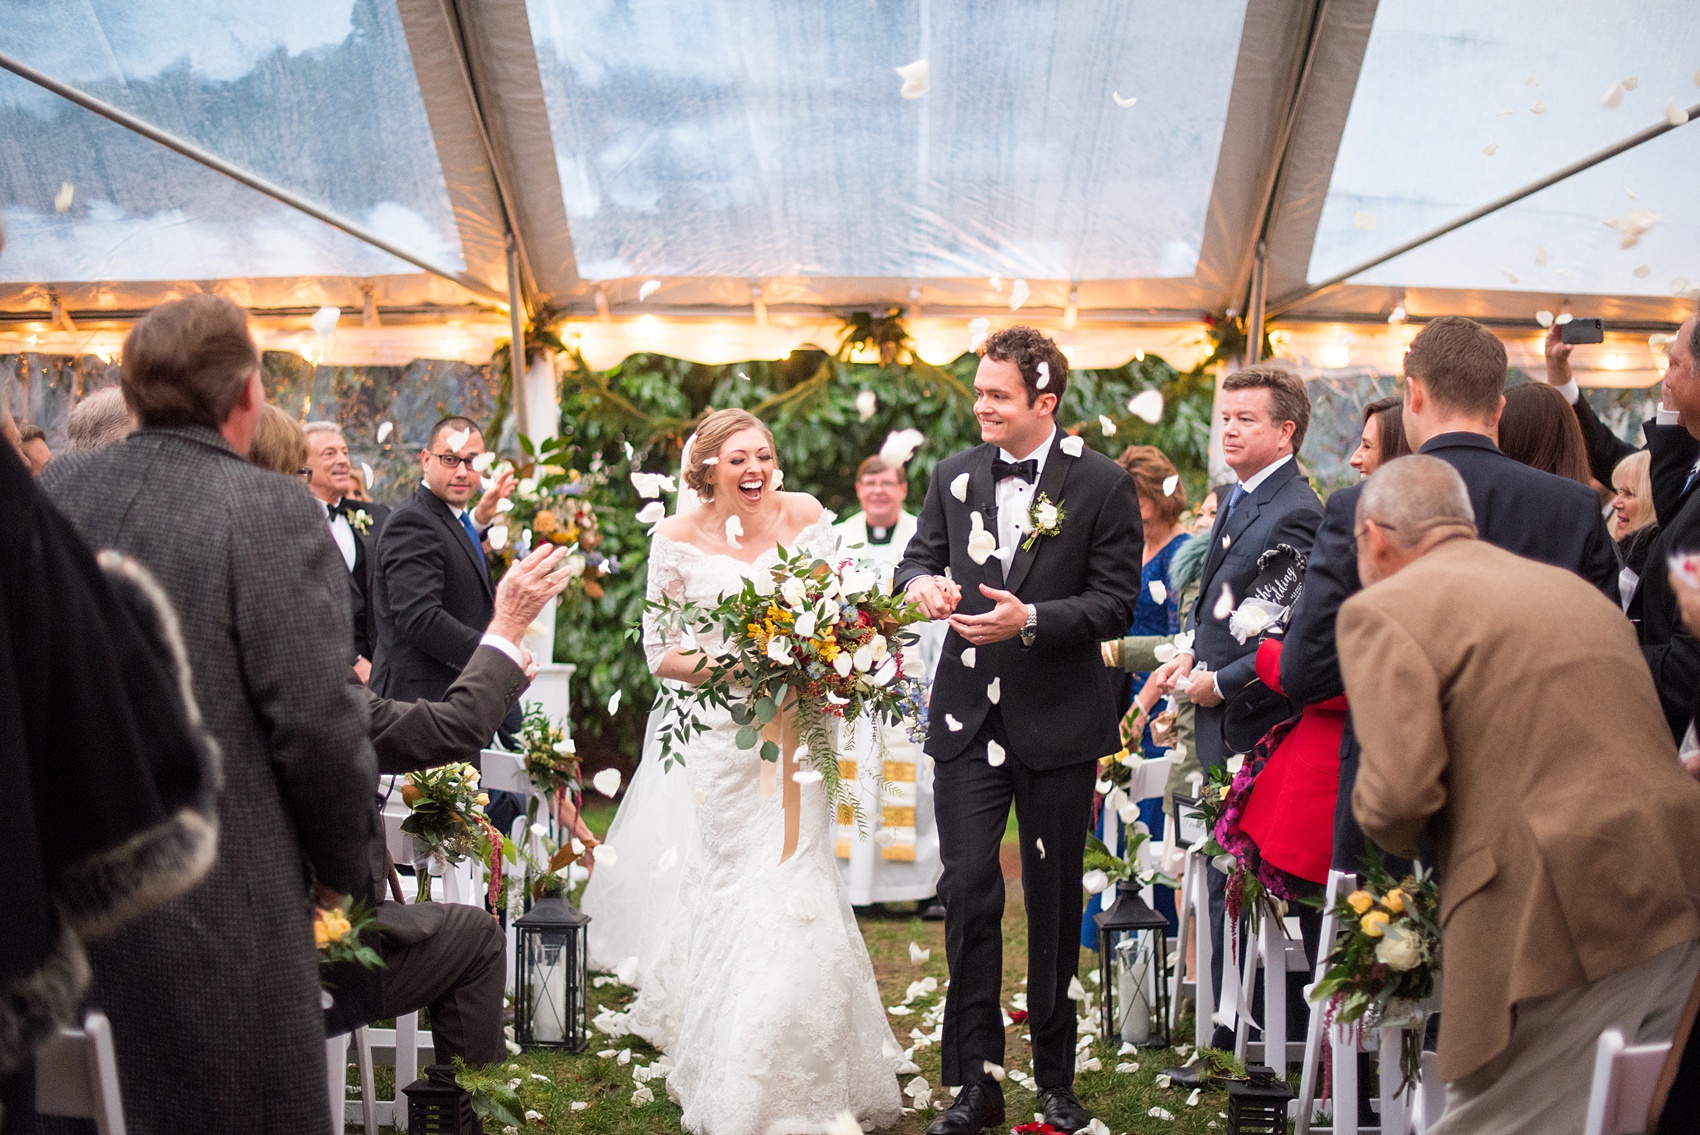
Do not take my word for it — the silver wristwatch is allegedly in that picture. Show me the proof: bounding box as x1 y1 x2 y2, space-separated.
1020 603 1038 647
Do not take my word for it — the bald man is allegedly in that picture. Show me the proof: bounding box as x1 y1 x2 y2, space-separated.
1339 455 1700 1135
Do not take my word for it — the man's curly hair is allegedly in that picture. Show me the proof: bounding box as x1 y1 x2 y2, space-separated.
980 326 1069 407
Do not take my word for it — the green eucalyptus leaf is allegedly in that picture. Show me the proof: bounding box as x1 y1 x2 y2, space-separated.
735 725 759 750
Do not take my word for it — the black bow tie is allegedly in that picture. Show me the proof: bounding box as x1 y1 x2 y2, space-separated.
327 499 358 519
992 458 1038 484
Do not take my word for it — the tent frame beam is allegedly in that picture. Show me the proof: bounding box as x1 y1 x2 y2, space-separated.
0 49 505 306
1269 101 1700 318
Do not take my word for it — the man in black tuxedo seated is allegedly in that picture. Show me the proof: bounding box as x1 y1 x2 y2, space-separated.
302 421 390 681
326 542 577 1065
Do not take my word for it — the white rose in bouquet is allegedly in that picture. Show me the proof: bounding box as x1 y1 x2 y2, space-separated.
1227 596 1287 645
839 564 876 598
1374 924 1423 972
780 576 810 610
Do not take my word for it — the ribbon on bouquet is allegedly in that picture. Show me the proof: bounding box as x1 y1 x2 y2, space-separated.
756 689 804 866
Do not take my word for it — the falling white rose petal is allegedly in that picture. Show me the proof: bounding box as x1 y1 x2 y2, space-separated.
1557 313 1573 325
597 844 617 867
376 420 394 444
1602 80 1625 108
607 690 622 715
986 739 1006 767
1112 91 1137 108
1603 210 1662 249
1536 310 1555 328
638 279 661 301
445 428 471 452
1635 265 1653 279
910 941 930 964
856 390 878 420
487 525 508 550
1059 435 1084 457
792 769 824 785
725 515 743 549
950 472 970 502
636 501 667 525
1482 142 1498 156
960 647 976 668
1213 584 1235 621
896 59 930 99
471 451 496 473
1099 414 1117 437
1149 580 1168 604
615 955 640 985
771 468 784 490
655 846 679 873
1353 211 1376 230
1162 473 1180 497
1666 98 1690 127
1625 76 1640 91
983 1061 1006 1082
945 714 964 732
1082 869 1111 895
1066 975 1085 1001
879 428 926 468
360 462 376 492
1036 361 1050 390
1009 279 1030 312
825 1111 863 1135
311 306 341 337
495 497 515 514
987 677 1001 704
966 512 997 565
1530 99 1545 114
1128 389 1165 423
593 767 623 796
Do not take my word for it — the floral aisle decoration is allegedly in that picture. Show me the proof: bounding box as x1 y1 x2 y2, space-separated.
639 545 927 841
314 898 384 991
400 762 503 906
517 702 581 815
483 432 616 595
1185 764 1277 938
1309 849 1441 1095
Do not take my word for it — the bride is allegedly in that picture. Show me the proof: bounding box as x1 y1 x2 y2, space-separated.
629 409 904 1135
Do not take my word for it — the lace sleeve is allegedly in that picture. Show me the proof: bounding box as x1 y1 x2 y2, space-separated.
792 511 841 562
642 534 691 674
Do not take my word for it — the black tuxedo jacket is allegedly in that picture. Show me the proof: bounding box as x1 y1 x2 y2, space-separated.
325 498 391 663
894 433 1143 769
1634 420 1700 739
1186 457 1322 761
1281 431 1621 867
371 486 495 702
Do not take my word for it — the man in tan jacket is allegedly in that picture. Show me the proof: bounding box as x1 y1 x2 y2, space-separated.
1338 455 1700 1135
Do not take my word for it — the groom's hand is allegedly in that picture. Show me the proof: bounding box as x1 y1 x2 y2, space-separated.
949 585 1028 645
906 575 961 619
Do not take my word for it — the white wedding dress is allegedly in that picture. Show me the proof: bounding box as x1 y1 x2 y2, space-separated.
629 514 904 1135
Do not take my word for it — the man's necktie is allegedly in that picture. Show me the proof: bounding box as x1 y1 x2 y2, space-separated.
1225 482 1247 516
992 458 1038 483
458 511 491 581
1685 463 1700 498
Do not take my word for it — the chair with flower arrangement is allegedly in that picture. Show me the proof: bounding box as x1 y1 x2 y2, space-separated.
1168 783 1216 1050
1230 894 1313 1077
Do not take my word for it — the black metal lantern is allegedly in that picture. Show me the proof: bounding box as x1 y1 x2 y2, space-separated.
1226 1064 1295 1135
1093 880 1170 1047
512 893 590 1051
403 1063 482 1135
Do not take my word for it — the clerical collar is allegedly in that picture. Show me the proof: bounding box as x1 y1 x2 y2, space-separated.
867 524 894 545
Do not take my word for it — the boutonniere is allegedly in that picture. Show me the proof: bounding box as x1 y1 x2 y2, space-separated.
347 509 373 535
1021 492 1065 551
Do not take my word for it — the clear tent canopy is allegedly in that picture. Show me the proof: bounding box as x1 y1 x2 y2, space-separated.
1 0 1695 389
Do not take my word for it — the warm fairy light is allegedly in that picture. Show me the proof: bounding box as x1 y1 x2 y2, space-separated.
1602 352 1629 370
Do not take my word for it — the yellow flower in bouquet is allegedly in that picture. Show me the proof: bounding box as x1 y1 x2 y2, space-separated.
314 906 352 947
1382 888 1407 913
1360 910 1391 937
1347 890 1374 914
533 509 559 536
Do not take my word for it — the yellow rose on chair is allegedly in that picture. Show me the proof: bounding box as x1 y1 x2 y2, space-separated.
1346 890 1374 915
1359 910 1391 937
1382 889 1406 914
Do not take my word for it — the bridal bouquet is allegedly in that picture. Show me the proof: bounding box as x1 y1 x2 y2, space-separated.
1310 849 1441 1095
640 544 927 804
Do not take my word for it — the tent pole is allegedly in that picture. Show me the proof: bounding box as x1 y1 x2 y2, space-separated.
507 235 530 441
1246 241 1268 365
1268 100 1700 317
0 50 503 306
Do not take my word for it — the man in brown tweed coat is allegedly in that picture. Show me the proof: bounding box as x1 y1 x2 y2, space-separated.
43 295 377 1134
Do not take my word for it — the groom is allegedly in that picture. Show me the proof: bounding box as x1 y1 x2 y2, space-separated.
896 327 1143 1134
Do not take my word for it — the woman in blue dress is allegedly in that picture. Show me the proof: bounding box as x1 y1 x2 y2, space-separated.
1083 445 1191 946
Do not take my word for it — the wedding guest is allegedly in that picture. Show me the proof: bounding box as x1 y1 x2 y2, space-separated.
1498 381 1591 484
327 544 578 1066
65 386 135 452
1540 322 1638 487
41 294 377 1135
1611 451 1659 611
246 403 310 476
16 423 50 474
1348 396 1410 477
304 420 391 673
1340 453 1700 1135
1281 316 1619 882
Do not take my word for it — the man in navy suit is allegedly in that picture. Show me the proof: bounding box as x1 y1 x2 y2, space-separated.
1280 315 1619 877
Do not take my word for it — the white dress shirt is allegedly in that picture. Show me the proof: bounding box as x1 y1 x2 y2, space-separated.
315 497 358 573
1234 452 1293 497
478 633 525 668
993 427 1056 573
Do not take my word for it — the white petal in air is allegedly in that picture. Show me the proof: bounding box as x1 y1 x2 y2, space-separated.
1099 415 1117 437
636 501 666 525
1067 975 1085 1001
1036 837 1046 859
966 512 997 565
1482 142 1498 156
1162 474 1180 497
487 525 508 550
856 390 878 421
1624 76 1640 91
361 462 375 490
1008 279 1030 312
960 647 976 668
597 844 617 867
1635 265 1653 278
770 468 784 490
1534 246 1548 266
377 420 394 444
984 1061 1006 1082
1603 210 1662 249
1666 98 1690 127
593 768 623 797
1082 869 1111 895
987 677 1001 704
445 428 471 452
54 181 74 212
1602 80 1625 108
1112 91 1137 108
1353 211 1376 230
1530 99 1546 114
986 740 1006 767
638 279 661 301
1557 313 1573 325
1213 584 1235 621
825 1111 863 1135
1149 580 1168 604
950 472 970 502
896 59 930 99
1128 389 1165 423
880 428 925 468
471 451 496 472
495 497 515 514
967 317 991 350
792 768 824 785
607 690 622 715
311 306 341 337
910 941 931 964
656 846 678 872
1536 310 1555 328
945 714 964 732
1059 435 1085 457
725 515 744 549
1036 361 1050 389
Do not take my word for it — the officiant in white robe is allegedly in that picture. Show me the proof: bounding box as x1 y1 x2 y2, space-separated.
834 456 945 910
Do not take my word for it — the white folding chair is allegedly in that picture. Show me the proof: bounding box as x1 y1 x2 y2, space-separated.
1296 870 1357 1135
362 1011 432 1129
35 1010 126 1135
1410 1049 1446 1133
325 1026 378 1135
1233 909 1310 1075
1167 819 1216 1048
1583 1028 1671 1135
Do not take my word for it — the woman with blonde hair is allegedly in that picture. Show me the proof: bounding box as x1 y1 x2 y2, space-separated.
1610 449 1659 606
246 404 309 477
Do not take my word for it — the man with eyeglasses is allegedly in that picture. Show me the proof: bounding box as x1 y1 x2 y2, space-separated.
302 420 390 679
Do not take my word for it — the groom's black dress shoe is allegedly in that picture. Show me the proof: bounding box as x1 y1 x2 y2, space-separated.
924 1082 1004 1135
1037 1085 1093 1134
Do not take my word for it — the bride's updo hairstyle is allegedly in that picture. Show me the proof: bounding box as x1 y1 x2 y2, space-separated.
682 409 777 502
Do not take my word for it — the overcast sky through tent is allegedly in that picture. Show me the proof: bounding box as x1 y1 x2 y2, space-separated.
0 0 464 284
1310 0 1700 300
525 0 1247 283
